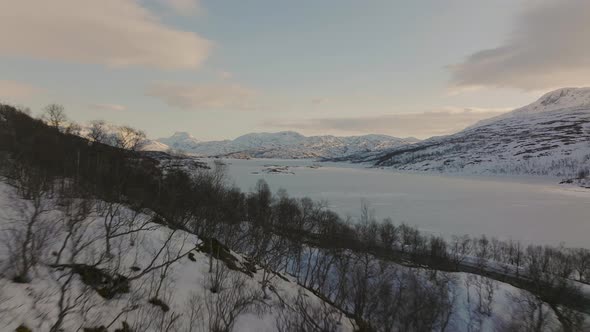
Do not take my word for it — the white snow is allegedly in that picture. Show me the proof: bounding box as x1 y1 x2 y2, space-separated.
0 181 354 332
0 179 588 331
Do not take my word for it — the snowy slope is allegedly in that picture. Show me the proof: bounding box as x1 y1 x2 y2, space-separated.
4 179 588 331
333 88 590 178
155 131 419 159
2 180 584 332
156 131 204 152
140 140 170 152
472 87 590 128
0 181 354 332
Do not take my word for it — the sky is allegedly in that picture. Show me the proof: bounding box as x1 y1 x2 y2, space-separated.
1 0 589 140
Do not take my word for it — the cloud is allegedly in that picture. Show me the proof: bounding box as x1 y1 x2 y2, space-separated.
0 0 211 70
89 103 127 111
311 98 328 105
263 108 511 138
146 82 259 110
449 1 590 91
0 80 42 100
156 0 201 16
218 71 233 80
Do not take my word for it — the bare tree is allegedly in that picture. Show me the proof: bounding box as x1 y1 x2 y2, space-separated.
42 104 67 129
207 254 230 294
572 248 590 282
64 121 82 136
3 174 54 282
474 235 490 271
48 269 96 332
132 298 182 332
500 290 559 332
450 235 472 269
508 240 524 277
114 125 146 151
378 218 399 251
393 269 456 332
126 229 194 283
276 289 342 332
88 120 109 144
184 292 205 332
464 273 497 329
250 233 289 298
464 278 483 332
205 271 265 332
48 197 100 332
348 252 377 327
96 201 156 258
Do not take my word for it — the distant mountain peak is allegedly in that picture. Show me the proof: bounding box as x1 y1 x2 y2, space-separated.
234 131 305 139
169 131 197 140
538 87 590 106
521 87 590 113
471 87 590 129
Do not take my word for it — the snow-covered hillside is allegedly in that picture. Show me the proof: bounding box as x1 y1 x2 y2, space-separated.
154 131 419 159
332 88 590 179
0 181 354 332
2 180 584 331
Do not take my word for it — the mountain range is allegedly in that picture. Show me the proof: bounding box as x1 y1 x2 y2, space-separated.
151 131 420 159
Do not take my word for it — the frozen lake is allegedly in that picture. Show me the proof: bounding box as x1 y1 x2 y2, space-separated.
217 158 590 248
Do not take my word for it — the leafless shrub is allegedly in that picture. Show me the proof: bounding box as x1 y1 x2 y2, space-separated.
132 299 182 332
205 271 266 332
463 274 497 332
498 290 559 332
276 289 342 332
571 248 590 282
466 274 497 318
88 120 108 144
47 197 101 332
207 256 230 294
184 292 205 332
498 290 558 332
2 181 55 282
450 235 472 269
95 201 156 259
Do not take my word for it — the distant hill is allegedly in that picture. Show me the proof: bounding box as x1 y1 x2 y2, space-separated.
154 130 420 159
329 88 590 179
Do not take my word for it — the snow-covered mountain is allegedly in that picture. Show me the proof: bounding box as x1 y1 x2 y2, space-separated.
331 88 590 178
153 131 419 159
156 131 204 151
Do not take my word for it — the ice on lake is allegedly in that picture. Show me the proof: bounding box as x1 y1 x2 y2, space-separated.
216 158 590 248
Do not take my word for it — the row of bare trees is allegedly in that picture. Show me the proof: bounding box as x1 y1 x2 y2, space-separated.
40 103 147 151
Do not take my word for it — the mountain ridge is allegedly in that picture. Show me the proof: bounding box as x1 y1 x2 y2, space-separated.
329 87 590 179
152 130 420 159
